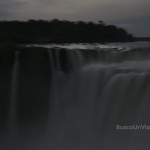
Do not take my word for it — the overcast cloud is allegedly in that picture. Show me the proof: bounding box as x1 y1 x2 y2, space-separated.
0 0 150 36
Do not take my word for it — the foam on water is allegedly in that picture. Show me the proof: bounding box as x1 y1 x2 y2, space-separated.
27 41 150 51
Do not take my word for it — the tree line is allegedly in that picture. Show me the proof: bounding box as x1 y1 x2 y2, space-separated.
0 19 134 44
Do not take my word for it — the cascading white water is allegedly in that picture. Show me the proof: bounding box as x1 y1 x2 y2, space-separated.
1 45 150 150
6 51 20 148
45 49 150 150
9 51 19 131
47 62 150 150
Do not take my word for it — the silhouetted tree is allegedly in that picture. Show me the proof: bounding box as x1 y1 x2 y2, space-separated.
0 19 134 44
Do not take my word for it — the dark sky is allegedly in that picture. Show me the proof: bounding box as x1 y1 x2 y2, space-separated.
0 0 150 37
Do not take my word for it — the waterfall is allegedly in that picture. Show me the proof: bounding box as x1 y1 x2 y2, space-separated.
9 51 19 131
1 47 150 150
6 51 20 148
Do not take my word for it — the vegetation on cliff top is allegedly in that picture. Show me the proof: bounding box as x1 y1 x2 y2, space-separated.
0 19 134 44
